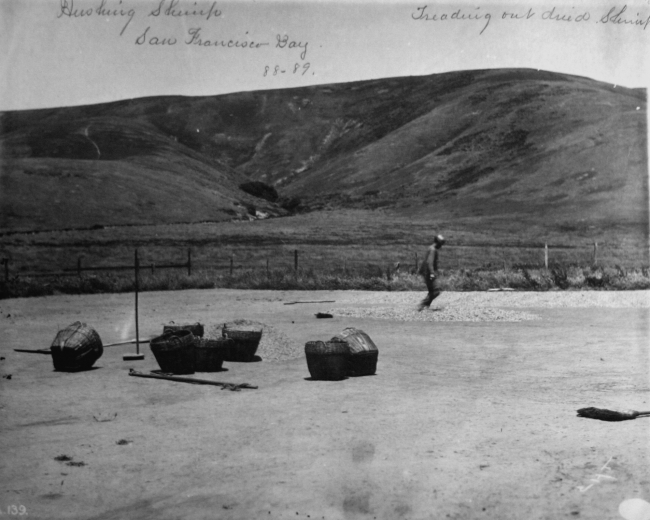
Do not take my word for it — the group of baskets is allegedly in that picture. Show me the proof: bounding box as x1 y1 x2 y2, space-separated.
305 327 379 381
149 322 262 375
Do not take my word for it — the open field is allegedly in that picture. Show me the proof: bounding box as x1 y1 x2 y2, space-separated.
1 289 649 519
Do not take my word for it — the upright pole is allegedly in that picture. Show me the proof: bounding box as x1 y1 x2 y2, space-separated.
123 249 144 361
230 255 234 276
187 248 192 276
544 243 548 269
135 249 140 356
294 250 298 272
593 242 598 265
266 258 270 280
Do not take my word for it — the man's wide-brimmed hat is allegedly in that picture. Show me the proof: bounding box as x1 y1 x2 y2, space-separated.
434 235 446 245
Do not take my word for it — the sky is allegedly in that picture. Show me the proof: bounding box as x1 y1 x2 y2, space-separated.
0 0 649 110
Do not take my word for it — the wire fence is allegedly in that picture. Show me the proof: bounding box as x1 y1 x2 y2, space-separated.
2 241 645 283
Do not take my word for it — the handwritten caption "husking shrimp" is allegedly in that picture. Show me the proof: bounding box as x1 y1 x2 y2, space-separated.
56 0 313 77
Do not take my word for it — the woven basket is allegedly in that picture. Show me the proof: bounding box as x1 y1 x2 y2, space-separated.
332 327 379 377
194 337 233 372
163 322 204 338
50 321 103 372
304 340 349 381
149 330 196 374
222 326 262 362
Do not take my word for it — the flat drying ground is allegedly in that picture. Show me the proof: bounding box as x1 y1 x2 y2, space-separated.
0 289 649 520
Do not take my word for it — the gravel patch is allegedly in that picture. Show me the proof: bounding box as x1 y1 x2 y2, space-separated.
327 304 540 322
329 290 650 308
206 319 302 362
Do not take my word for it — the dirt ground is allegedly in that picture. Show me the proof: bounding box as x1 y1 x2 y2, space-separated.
0 289 649 520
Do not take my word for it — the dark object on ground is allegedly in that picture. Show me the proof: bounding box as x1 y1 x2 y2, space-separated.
316 313 333 319
66 461 86 467
163 322 204 338
128 369 258 391
332 327 379 377
14 348 52 354
116 439 132 445
3 374 11 379
50 322 103 372
194 337 233 372
149 330 195 374
222 325 262 362
577 407 650 421
54 455 73 462
284 300 336 305
304 340 349 381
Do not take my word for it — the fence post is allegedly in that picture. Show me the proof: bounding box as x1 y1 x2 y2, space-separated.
266 258 269 280
593 242 598 266
230 255 234 277
414 252 418 272
294 250 298 272
544 243 548 269
77 257 82 277
187 248 192 276
135 250 141 356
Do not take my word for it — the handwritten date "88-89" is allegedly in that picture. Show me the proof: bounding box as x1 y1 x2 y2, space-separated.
264 63 311 77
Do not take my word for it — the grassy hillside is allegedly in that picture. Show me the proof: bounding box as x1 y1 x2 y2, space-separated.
0 68 647 247
0 114 284 231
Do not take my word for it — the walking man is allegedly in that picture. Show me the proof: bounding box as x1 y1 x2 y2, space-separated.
417 235 445 311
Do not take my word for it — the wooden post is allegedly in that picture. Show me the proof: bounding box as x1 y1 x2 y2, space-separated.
135 250 140 355
230 255 234 276
187 248 192 276
415 252 418 272
593 242 598 265
294 250 298 272
123 249 145 360
544 243 548 269
266 258 269 280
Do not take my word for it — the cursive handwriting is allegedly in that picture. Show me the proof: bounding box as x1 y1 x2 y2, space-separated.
275 34 308 60
600 5 650 30
411 4 650 32
148 0 221 21
185 27 269 48
58 0 136 35
411 6 492 35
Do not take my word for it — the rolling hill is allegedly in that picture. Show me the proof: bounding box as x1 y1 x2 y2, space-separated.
0 68 647 239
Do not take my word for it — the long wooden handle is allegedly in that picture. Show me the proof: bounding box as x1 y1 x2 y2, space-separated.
14 348 52 355
128 369 257 390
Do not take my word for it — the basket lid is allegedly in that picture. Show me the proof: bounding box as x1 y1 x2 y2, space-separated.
331 327 378 354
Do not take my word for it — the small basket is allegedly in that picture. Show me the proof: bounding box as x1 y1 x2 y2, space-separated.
222 326 262 362
163 322 204 338
50 321 103 372
304 340 349 381
149 330 196 374
194 337 233 372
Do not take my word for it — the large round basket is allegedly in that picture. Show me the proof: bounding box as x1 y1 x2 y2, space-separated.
332 327 379 377
149 330 196 374
222 327 262 362
50 321 103 372
163 322 204 338
304 340 349 381
194 337 233 372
